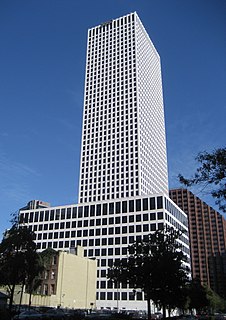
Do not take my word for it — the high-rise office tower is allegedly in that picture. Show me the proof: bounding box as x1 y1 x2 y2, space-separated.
19 13 190 310
79 12 168 204
170 189 226 291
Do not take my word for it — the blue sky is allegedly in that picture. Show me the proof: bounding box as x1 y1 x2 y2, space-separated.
0 0 225 238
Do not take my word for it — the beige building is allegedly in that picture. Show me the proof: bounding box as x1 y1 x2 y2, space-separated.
8 247 97 309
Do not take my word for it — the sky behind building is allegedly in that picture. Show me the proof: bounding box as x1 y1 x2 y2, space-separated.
0 0 225 238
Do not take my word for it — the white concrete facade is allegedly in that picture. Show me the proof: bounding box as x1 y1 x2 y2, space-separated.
78 12 168 204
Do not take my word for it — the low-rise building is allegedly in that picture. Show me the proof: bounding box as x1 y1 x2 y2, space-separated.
3 247 97 309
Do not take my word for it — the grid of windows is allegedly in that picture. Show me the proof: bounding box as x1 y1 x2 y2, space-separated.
20 194 190 308
78 12 168 204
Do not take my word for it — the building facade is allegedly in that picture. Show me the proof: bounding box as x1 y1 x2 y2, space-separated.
20 194 189 310
169 189 226 291
78 12 168 204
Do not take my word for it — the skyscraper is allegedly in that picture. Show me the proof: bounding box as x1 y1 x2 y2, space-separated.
170 189 226 289
79 12 168 204
19 13 190 311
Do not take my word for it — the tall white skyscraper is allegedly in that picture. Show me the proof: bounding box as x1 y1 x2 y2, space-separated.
19 12 190 311
79 12 168 204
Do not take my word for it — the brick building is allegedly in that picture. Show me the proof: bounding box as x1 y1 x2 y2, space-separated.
170 188 226 295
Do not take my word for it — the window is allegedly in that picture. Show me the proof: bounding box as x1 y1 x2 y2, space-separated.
116 202 121 213
143 198 148 210
150 197 155 209
122 201 127 213
136 199 141 211
150 212 156 220
129 200 134 212
157 196 163 209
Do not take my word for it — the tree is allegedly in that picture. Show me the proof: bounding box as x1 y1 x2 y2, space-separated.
186 278 209 313
108 227 189 319
24 251 44 308
0 225 40 312
178 147 226 212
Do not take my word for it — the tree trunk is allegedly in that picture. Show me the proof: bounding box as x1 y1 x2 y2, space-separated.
9 282 16 313
19 282 25 314
29 291 32 310
162 304 166 319
147 296 151 320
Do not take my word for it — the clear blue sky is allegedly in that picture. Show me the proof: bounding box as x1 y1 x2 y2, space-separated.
0 0 225 238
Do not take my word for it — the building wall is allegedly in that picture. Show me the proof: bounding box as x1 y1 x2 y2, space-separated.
4 250 97 309
169 188 226 289
56 250 97 309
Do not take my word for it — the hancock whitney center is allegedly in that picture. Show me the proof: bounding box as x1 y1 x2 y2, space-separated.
20 12 190 310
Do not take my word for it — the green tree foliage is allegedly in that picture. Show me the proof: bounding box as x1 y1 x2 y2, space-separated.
186 278 209 313
205 285 226 313
108 227 189 318
0 225 40 311
178 147 226 212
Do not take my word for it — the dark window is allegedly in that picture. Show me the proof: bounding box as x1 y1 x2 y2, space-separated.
66 208 71 219
136 214 141 222
72 207 77 218
115 237 120 244
107 292 113 300
95 239 100 246
102 228 107 235
158 223 164 230
103 203 107 215
122 201 127 213
84 206 89 217
96 204 101 215
109 227 114 235
157 212 163 219
44 211 49 221
150 197 155 210
122 292 127 300
122 225 127 233
108 238 113 245
129 200 134 212
78 207 83 217
115 227 120 234
136 199 141 211
61 209 65 219
157 196 163 209
40 211 44 222
150 212 156 220
109 203 114 214
116 202 121 213
90 205 95 216
102 238 107 245
143 198 148 211
100 292 105 300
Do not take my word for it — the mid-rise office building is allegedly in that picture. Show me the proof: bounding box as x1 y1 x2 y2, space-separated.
20 194 189 310
170 188 226 292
